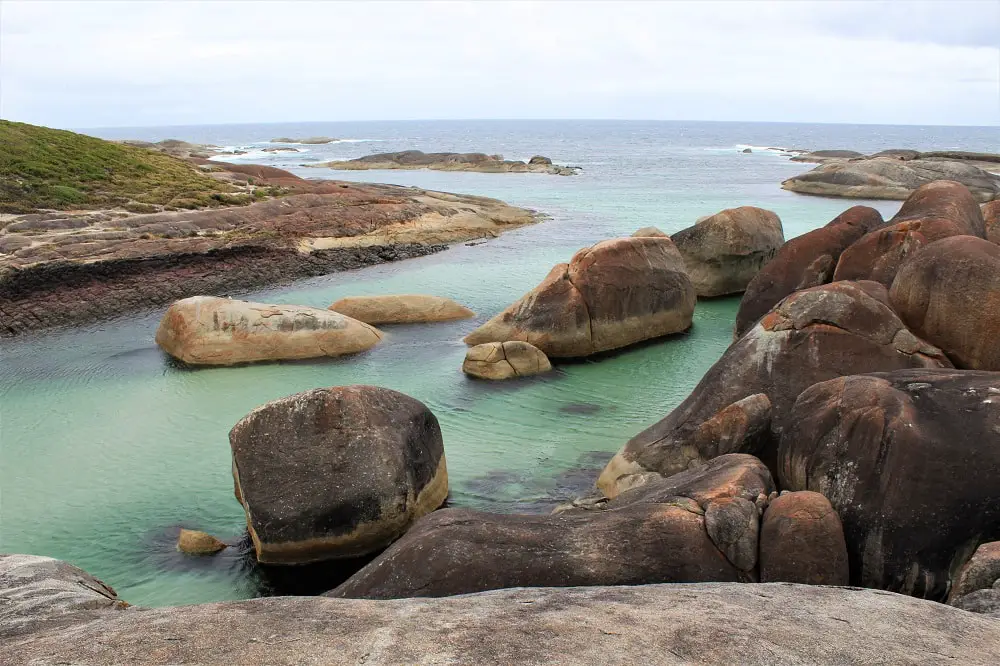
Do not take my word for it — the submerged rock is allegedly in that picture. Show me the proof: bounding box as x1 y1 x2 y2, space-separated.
176 529 227 555
597 281 951 497
889 236 1000 370
462 341 551 380
229 385 448 564
670 206 784 297
734 205 884 337
464 236 695 357
155 296 382 366
328 294 474 325
7 554 1000 666
779 369 1000 600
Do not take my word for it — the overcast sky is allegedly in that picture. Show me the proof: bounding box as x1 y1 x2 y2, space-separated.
2 0 998 128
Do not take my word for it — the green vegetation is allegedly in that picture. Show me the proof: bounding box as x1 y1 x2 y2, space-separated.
0 120 240 214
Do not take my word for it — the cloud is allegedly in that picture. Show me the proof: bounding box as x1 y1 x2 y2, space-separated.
1 0 997 127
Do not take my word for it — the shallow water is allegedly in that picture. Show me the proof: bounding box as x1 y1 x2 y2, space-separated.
2 120 995 606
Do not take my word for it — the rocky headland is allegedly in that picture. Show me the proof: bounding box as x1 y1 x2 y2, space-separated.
0 122 538 335
270 136 339 144
780 149 1000 201
311 150 581 175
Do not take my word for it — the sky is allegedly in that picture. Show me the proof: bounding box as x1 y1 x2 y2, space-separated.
1 0 998 129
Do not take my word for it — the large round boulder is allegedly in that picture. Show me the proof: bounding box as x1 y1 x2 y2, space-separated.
734 206 884 337
229 385 448 564
778 369 1000 600
889 236 1000 370
833 180 986 287
759 491 849 585
670 207 785 297
463 237 695 357
155 296 382 366
330 454 774 599
328 294 474 324
597 281 951 497
462 341 551 380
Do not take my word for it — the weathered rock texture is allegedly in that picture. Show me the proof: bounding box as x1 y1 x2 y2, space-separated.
759 491 850 585
156 296 382 365
176 529 227 555
670 207 785 297
779 369 1000 600
889 236 1000 370
0 165 536 335
734 206 884 337
313 150 581 175
597 281 951 497
464 236 695 357
631 226 669 237
229 386 448 564
6 555 1000 666
328 294 474 325
462 341 552 380
985 200 1000 244
781 157 1000 202
832 180 987 287
949 542 1000 604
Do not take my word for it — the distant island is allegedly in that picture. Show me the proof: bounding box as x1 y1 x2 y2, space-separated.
309 150 581 175
780 149 1000 201
270 136 339 144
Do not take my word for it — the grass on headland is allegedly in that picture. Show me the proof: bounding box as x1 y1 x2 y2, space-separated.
0 120 250 214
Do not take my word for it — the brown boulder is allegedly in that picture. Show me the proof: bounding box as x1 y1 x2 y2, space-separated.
734 206 884 337
670 207 785 297
889 236 1000 370
597 281 951 497
155 296 382 366
464 237 695 357
985 200 1000 244
631 226 669 237
462 341 551 380
177 529 227 555
759 491 849 585
778 369 1000 600
328 294 474 324
949 542 1000 604
229 386 448 564
833 180 986 287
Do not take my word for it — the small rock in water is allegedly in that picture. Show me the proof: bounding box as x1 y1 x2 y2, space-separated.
177 529 227 555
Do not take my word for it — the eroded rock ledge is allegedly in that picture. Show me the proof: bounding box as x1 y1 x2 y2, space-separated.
3 554 999 666
0 167 537 335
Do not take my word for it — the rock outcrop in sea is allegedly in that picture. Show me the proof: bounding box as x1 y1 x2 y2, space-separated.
464 236 696 357
328 294 474 325
311 150 581 175
670 206 785 297
156 296 382 365
229 386 448 564
462 341 552 380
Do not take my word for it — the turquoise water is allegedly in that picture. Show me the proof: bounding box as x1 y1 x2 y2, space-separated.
3 121 994 606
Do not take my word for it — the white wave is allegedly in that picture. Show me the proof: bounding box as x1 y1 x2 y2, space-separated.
207 145 311 161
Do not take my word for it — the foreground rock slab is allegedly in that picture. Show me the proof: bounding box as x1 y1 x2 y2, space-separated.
671 206 785 297
328 294 474 324
155 296 382 365
464 236 695 357
5 555 1000 666
779 369 1000 600
229 385 448 564
462 340 552 380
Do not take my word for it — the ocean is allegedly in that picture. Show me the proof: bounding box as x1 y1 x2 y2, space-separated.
2 120 997 606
